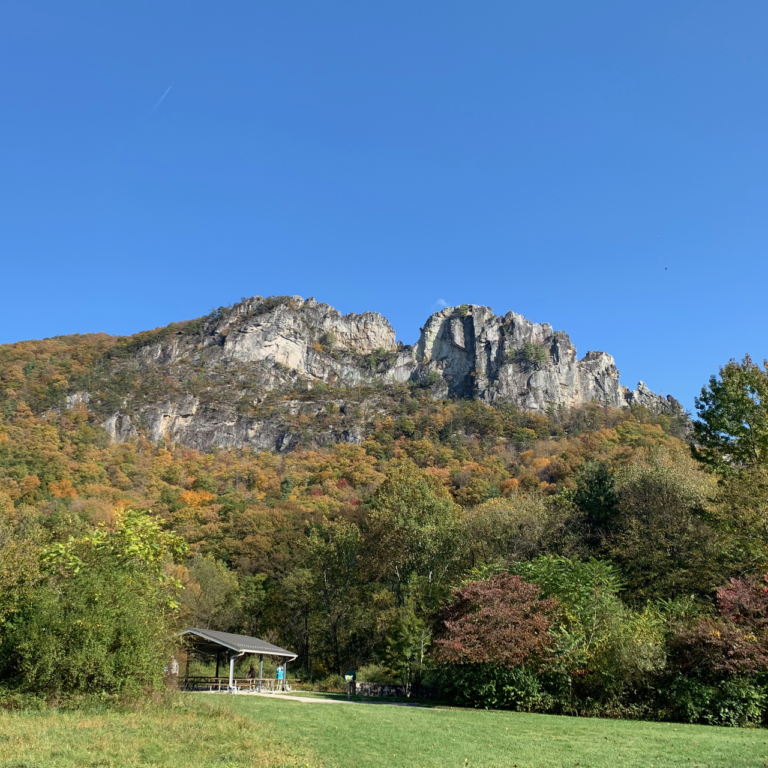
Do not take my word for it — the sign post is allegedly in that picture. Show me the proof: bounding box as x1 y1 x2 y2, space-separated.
344 670 356 700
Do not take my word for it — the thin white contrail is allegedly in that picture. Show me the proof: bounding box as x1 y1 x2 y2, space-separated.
146 84 173 118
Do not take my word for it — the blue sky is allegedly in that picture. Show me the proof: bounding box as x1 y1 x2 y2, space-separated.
2 1 767 411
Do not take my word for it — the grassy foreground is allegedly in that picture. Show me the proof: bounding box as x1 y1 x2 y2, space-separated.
226 694 768 768
3 692 768 768
0 695 318 768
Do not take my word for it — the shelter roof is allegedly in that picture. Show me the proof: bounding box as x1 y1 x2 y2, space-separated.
180 628 298 660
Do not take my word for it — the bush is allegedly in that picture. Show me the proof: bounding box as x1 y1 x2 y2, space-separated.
367 348 397 371
319 331 337 350
1 568 173 697
410 370 441 389
509 343 549 370
316 674 346 692
0 510 185 699
356 664 399 684
663 676 767 727
512 556 667 703
434 573 557 670
438 664 554 711
0 689 47 711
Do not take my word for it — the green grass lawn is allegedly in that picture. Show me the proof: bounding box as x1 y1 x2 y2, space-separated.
0 695 318 768
227 694 768 768
3 692 768 768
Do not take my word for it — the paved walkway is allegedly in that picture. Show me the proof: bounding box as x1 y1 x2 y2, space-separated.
248 692 423 707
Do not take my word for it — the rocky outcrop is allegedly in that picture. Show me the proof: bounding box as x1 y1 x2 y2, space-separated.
219 297 395 373
131 296 396 390
394 305 675 413
74 295 680 451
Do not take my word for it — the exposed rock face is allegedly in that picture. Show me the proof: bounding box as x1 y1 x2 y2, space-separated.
220 297 395 371
133 296 395 387
85 296 680 452
401 306 636 411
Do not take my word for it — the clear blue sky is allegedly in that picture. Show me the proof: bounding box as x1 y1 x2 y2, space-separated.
2 1 767 411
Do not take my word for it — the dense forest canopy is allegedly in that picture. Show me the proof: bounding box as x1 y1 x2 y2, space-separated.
2 322 768 725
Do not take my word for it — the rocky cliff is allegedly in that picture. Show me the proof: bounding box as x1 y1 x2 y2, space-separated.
72 295 679 451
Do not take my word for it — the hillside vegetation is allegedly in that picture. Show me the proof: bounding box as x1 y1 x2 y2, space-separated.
2 314 768 727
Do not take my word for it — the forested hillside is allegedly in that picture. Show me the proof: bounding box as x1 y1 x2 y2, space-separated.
2 296 680 453
2 306 768 726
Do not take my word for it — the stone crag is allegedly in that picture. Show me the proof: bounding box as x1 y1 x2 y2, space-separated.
76 295 679 452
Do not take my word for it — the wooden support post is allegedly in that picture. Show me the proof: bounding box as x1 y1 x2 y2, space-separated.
229 652 235 691
258 654 263 693
283 660 288 692
215 651 220 680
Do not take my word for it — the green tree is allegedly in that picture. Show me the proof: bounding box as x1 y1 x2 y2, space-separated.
693 355 768 474
513 555 666 701
365 461 463 608
712 466 768 572
609 448 722 603
686 356 768 575
463 491 571 568
513 554 622 608
572 461 620 548
181 554 241 631
0 507 42 644
304 517 362 673
280 568 316 674
511 343 549 371
1 509 186 697
238 573 268 637
383 599 431 695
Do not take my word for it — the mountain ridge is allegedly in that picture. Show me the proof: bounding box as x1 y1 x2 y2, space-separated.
27 294 679 452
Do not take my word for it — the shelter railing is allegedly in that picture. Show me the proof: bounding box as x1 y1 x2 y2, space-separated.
182 676 289 693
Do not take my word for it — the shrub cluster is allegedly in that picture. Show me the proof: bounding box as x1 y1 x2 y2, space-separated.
433 563 768 726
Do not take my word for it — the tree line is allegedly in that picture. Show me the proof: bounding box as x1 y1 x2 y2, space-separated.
2 354 768 725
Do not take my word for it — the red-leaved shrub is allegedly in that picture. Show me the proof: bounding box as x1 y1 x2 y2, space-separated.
434 573 557 669
673 575 768 675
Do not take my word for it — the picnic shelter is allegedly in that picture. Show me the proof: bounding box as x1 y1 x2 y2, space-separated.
179 627 298 693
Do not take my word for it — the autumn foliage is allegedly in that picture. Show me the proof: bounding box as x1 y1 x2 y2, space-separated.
673 575 768 676
434 573 557 669
6 327 766 722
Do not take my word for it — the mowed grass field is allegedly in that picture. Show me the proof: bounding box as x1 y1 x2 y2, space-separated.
226 695 768 768
3 692 768 768
0 696 318 768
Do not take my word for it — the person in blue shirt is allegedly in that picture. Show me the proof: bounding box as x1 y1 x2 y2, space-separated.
276 665 284 682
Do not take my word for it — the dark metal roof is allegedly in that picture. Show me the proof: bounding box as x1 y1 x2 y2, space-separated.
180 628 298 660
